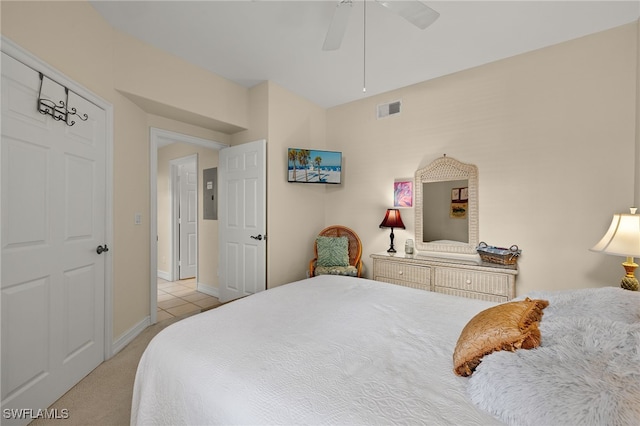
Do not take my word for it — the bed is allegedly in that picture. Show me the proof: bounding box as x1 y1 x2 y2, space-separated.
131 275 640 425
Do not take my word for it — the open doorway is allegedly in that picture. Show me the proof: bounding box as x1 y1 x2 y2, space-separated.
156 154 205 322
150 128 228 324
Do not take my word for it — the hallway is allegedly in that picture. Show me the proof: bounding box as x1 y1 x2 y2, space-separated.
157 278 222 322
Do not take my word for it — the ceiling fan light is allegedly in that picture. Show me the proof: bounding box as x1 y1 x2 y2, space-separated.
377 0 440 30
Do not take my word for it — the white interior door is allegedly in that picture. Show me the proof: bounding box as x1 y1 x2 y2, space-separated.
218 140 266 303
1 53 106 425
178 160 197 279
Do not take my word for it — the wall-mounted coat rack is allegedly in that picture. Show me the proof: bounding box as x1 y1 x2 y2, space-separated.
37 72 88 126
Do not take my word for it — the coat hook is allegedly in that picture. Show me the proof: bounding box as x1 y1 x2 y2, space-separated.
37 73 89 127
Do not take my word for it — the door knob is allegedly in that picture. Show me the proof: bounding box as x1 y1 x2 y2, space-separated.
250 235 263 241
96 244 109 254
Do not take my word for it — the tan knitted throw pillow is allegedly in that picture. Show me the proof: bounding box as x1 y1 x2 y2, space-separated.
453 298 549 377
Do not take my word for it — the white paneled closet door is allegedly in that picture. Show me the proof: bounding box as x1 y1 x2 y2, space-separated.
1 52 107 425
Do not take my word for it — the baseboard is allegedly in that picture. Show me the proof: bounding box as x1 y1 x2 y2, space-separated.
197 282 219 298
110 316 151 356
157 270 171 281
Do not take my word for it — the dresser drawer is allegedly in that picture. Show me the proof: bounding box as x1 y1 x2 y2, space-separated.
435 268 512 297
375 276 431 292
434 286 509 303
374 260 430 286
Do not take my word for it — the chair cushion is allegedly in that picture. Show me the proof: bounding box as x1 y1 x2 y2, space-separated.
316 236 350 267
314 265 359 277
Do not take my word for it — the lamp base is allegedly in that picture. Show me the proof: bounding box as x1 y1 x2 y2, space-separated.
621 276 639 291
387 228 396 253
621 260 639 291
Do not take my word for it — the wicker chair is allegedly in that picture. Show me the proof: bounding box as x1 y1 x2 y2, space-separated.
309 225 363 278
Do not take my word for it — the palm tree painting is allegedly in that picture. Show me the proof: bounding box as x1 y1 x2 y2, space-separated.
287 148 342 184
297 149 310 182
288 149 298 181
313 156 323 181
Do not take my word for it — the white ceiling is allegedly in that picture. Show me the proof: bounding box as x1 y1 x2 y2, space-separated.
91 1 640 109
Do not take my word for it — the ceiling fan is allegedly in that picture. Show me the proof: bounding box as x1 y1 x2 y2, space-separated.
323 0 440 51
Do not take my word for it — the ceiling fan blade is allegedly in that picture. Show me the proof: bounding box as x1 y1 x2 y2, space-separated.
323 0 353 51
376 0 440 30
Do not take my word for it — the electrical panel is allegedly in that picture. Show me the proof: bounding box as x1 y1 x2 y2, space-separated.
203 167 217 220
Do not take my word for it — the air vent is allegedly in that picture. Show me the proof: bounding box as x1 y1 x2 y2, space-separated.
377 100 401 119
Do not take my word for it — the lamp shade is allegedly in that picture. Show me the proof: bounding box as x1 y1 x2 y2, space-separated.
590 212 640 257
379 209 405 229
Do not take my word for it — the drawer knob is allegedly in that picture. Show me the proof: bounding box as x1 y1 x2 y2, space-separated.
398 270 403 275
466 279 472 285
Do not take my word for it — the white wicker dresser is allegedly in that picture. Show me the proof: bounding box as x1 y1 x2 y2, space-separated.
370 252 517 302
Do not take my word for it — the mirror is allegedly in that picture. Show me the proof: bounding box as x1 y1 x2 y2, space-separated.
415 156 478 254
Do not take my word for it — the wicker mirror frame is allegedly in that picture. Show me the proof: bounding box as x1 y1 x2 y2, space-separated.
414 156 479 254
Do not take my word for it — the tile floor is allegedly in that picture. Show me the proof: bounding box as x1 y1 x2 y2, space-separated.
157 277 222 322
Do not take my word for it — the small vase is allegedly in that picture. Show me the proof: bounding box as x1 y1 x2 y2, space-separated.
405 239 414 255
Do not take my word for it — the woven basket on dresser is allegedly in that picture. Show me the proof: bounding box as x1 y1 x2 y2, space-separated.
476 242 521 266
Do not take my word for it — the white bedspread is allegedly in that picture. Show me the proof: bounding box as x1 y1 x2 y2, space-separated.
131 275 502 425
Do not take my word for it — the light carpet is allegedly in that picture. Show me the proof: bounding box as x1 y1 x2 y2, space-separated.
29 315 188 426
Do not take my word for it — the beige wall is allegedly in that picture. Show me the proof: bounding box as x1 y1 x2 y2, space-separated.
231 82 269 145
265 82 327 287
149 115 232 146
326 22 639 296
113 30 248 134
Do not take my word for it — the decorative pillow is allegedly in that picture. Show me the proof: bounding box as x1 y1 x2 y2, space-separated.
453 298 549 377
316 236 349 267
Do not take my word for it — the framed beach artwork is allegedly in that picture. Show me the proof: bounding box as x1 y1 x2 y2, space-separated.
394 180 413 207
287 148 342 184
